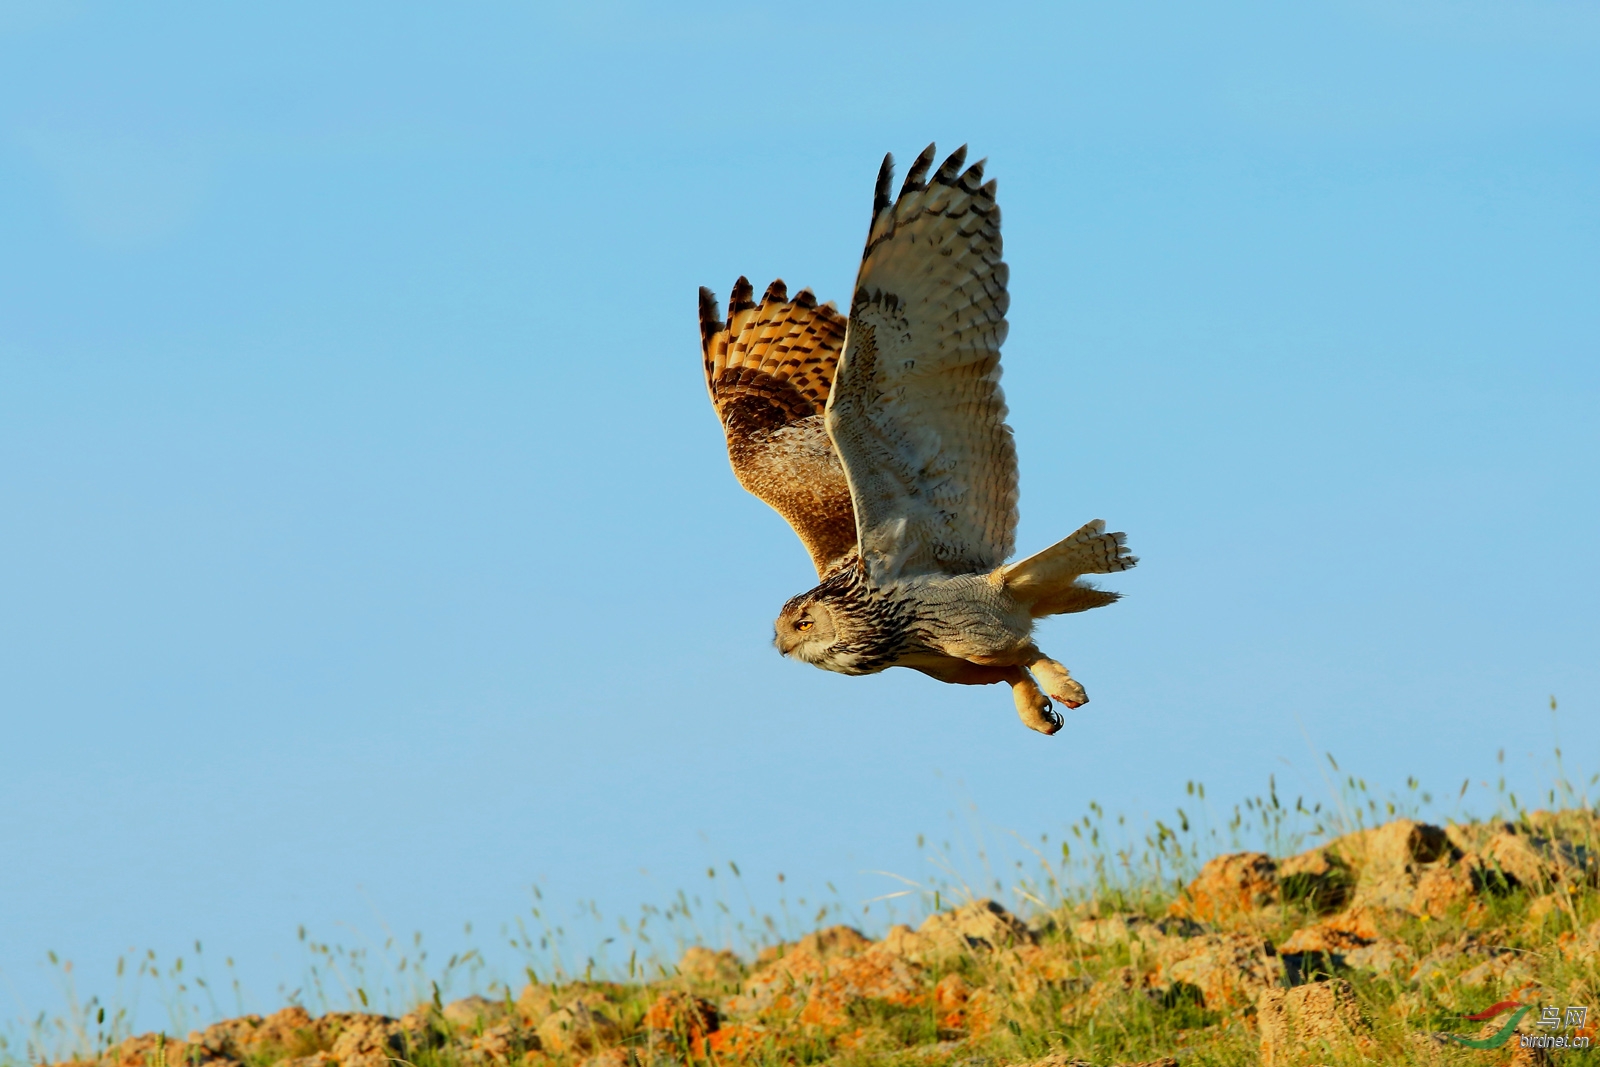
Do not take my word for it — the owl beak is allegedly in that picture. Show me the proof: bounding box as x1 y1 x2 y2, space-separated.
774 627 797 657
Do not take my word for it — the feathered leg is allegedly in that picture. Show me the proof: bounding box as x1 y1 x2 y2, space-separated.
1029 653 1089 709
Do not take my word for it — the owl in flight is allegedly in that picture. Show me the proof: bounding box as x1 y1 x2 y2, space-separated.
698 144 1136 735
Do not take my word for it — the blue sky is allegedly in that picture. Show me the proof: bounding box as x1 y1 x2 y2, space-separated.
2 0 1597 1037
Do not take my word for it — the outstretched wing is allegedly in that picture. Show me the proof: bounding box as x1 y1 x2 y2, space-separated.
826 144 1017 581
700 277 858 578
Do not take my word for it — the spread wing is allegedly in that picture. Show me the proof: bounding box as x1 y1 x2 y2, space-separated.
700 277 858 578
825 144 1017 582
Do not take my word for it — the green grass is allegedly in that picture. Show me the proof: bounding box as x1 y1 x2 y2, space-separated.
11 737 1600 1067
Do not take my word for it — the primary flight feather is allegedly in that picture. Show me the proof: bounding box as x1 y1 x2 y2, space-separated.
699 144 1136 735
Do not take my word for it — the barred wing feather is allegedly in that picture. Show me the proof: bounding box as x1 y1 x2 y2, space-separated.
826 144 1018 581
700 277 859 578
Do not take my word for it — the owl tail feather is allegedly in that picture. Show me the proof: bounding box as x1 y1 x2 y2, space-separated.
993 519 1137 618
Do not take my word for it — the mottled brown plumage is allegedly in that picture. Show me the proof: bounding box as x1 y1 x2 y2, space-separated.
700 279 857 577
699 145 1138 735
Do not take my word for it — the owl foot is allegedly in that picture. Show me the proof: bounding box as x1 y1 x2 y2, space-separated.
1008 670 1062 735
1030 655 1089 709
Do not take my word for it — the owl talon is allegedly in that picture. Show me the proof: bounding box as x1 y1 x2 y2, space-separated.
1010 671 1062 735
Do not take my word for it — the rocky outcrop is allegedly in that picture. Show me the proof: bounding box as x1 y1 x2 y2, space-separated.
675 945 743 986
1156 932 1284 1010
880 899 1036 961
640 991 719 1045
1277 904 1415 976
1257 979 1371 1066
51 811 1600 1067
441 996 506 1030
534 1001 621 1055
1167 852 1278 922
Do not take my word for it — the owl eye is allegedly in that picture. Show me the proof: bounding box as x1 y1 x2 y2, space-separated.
795 619 815 632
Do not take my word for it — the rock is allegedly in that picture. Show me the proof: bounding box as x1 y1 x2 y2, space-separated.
322 1013 406 1067
880 924 924 956
735 936 841 1016
1342 938 1416 974
914 900 1036 957
443 995 507 1030
468 1022 534 1063
742 924 872 999
1410 860 1478 916
1006 1055 1096 1067
734 931 927 1028
515 984 556 1024
1257 978 1371 1066
1479 829 1598 891
1008 1055 1178 1067
279 1054 336 1067
1558 917 1600 960
578 1051 630 1067
676 945 743 986
1277 904 1414 977
1001 942 1094 999
1158 933 1284 1010
871 902 1033 963
1073 913 1203 947
162 1010 428 1067
254 1007 324 1055
932 973 974 1031
702 1022 768 1058
180 1006 346 1064
1370 819 1454 865
101 1034 220 1067
796 925 873 958
641 992 719 1044
1168 852 1278 922
1276 846 1355 913
1410 934 1518 986
1278 904 1389 953
931 972 997 1036
796 946 926 1029
1070 965 1152 1018
190 1016 267 1060
1344 819 1458 912
1457 951 1538 989
535 1003 621 1055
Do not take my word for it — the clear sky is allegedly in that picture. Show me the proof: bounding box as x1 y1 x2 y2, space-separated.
2 0 1597 1039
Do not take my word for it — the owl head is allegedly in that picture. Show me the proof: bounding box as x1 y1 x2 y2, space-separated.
774 595 842 665
772 568 906 677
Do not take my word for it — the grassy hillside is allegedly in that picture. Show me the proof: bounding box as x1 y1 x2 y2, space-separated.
22 797 1600 1067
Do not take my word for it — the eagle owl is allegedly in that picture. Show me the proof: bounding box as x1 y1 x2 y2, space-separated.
698 144 1136 735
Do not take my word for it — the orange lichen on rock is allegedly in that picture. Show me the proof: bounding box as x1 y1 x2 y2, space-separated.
1167 852 1278 922
641 991 719 1044
796 947 925 1028
700 1022 768 1059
